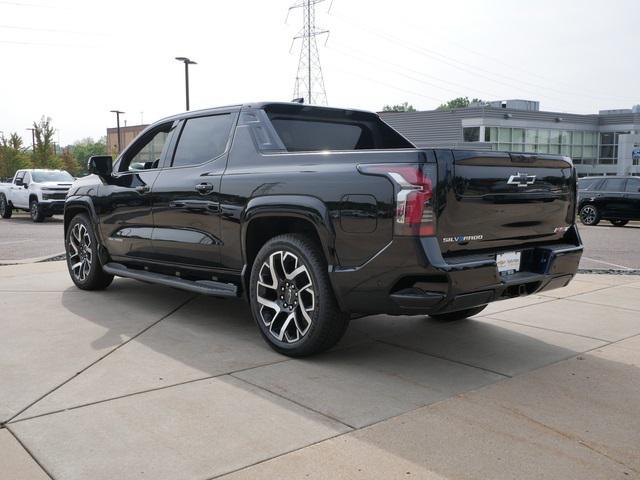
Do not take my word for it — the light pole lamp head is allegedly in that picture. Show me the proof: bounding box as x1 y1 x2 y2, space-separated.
175 56 197 65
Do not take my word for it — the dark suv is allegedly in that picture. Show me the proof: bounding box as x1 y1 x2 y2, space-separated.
578 176 640 226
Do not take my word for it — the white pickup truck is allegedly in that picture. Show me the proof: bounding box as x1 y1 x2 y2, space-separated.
0 169 74 222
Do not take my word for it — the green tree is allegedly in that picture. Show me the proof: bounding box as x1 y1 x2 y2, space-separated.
437 97 484 110
60 148 80 176
32 116 58 168
71 137 107 173
0 132 31 179
382 102 416 112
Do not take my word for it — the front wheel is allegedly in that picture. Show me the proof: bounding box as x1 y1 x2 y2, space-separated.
66 214 114 290
579 204 600 226
249 234 349 357
429 305 487 322
30 199 45 222
0 195 12 219
610 219 628 227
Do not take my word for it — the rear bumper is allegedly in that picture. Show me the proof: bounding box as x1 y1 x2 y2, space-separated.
329 226 583 315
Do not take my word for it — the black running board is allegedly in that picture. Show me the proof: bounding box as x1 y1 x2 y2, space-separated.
103 262 238 297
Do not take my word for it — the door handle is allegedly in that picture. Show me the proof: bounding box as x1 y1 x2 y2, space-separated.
136 185 150 194
195 183 214 194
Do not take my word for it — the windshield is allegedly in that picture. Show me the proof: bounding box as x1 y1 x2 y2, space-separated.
31 171 74 183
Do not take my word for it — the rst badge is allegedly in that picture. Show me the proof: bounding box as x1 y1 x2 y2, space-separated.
507 172 536 187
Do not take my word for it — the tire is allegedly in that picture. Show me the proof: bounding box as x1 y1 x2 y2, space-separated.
429 305 487 322
579 204 600 226
610 219 628 227
30 199 45 222
65 213 114 290
249 233 349 357
0 195 12 219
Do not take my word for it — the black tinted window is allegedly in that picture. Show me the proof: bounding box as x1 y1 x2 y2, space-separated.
271 119 365 151
172 114 233 167
265 104 413 152
602 178 626 191
578 178 599 190
625 178 640 192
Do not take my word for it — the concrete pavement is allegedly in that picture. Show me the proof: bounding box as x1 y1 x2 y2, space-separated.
1 262 639 479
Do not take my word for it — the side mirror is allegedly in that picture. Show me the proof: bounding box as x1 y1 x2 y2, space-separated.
87 155 113 177
23 183 29 189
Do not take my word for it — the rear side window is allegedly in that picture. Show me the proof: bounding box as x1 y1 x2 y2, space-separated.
625 178 640 192
264 104 413 152
172 114 233 167
578 178 599 190
270 119 367 151
601 178 626 192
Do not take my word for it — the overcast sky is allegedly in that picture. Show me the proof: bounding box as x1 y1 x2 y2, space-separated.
1 0 639 146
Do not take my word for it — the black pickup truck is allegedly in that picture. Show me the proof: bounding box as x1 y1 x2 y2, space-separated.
64 102 583 356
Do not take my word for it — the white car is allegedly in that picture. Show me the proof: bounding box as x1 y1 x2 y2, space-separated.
0 169 74 222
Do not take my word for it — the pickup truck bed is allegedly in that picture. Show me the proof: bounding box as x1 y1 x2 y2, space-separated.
62 102 583 356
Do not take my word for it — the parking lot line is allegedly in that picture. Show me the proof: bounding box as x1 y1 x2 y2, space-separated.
581 256 634 271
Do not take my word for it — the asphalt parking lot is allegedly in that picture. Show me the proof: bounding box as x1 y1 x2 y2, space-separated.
1 216 639 270
1 262 639 479
0 213 65 262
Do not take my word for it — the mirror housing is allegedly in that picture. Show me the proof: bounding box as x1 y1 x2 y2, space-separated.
87 155 113 177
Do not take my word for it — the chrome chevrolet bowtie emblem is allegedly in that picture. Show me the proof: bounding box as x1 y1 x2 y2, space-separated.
507 172 536 187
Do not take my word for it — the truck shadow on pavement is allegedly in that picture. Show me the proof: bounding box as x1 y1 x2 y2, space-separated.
4 277 637 479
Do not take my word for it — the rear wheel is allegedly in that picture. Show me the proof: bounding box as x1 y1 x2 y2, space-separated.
610 219 628 227
579 204 600 226
429 305 487 322
249 234 349 357
66 214 114 290
30 199 45 222
0 195 12 219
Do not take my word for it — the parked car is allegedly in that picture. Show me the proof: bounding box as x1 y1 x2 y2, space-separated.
0 169 74 222
578 175 640 226
63 102 583 356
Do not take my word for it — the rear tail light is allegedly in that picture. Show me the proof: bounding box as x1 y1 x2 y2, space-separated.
358 163 436 236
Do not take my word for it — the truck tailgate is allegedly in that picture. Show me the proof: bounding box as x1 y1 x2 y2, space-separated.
436 150 575 255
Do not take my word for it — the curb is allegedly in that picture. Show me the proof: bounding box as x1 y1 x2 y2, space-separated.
577 268 640 275
0 252 66 266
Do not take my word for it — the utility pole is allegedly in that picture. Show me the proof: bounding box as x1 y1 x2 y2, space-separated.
110 110 125 154
288 0 329 105
26 128 36 155
175 57 197 111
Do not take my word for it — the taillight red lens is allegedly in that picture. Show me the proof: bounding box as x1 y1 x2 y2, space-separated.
358 163 436 237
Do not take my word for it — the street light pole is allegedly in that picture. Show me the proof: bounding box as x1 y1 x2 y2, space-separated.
110 110 125 154
175 57 197 111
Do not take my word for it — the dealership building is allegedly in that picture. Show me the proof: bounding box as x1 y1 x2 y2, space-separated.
380 100 640 177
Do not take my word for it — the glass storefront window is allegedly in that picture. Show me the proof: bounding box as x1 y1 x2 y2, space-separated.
538 144 549 154
549 130 560 144
463 127 480 142
560 131 571 144
511 143 524 152
512 128 524 144
572 131 583 145
561 145 571 156
583 146 596 159
498 128 511 143
600 132 615 145
549 144 560 154
485 127 497 142
584 132 596 145
525 129 537 144
572 146 583 158
538 129 550 144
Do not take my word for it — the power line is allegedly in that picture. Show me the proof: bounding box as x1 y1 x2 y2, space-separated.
288 0 329 105
0 24 107 35
329 12 637 106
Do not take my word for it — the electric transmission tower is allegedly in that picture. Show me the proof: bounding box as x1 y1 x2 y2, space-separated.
288 0 329 105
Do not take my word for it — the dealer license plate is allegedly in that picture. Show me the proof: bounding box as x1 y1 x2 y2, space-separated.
496 251 521 274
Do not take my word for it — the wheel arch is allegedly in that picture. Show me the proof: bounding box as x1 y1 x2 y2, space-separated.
64 197 100 238
241 195 337 292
